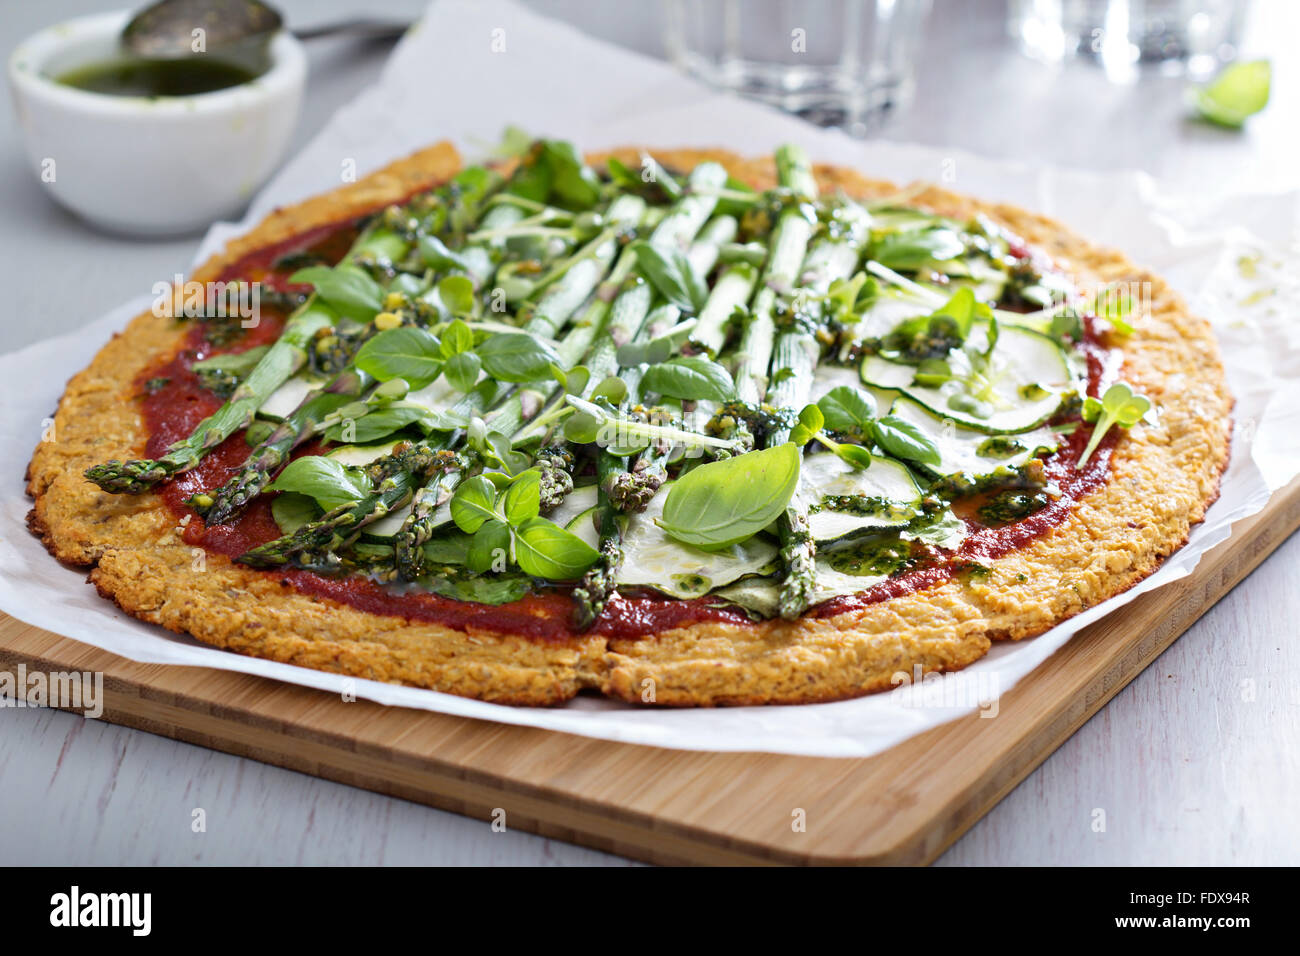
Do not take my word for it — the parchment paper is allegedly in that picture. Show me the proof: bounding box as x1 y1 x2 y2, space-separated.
1 0 1296 756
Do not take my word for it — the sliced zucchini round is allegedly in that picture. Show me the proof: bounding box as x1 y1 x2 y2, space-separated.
616 484 778 599
259 375 323 421
887 395 1060 481
796 452 924 542
325 441 401 467
860 324 1073 433
546 484 598 527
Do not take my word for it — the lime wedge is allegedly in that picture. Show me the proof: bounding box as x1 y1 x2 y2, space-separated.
1193 59 1271 128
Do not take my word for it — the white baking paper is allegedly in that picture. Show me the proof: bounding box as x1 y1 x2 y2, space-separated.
1 0 1297 756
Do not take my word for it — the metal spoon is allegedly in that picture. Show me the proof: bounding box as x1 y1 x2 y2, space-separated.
122 0 407 59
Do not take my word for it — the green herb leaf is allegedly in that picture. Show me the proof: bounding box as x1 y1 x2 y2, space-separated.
422 532 472 566
513 517 600 579
437 275 476 316
605 156 641 190
836 444 875 470
270 492 321 534
1078 382 1152 467
444 351 482 393
614 320 698 367
589 376 628 405
541 140 602 209
507 146 551 203
478 333 562 383
1193 59 1270 128
630 241 707 313
355 327 443 389
467 519 513 573
266 456 370 511
289 264 384 320
640 356 736 402
788 404 825 446
503 469 542 525
419 234 470 272
425 572 530 605
816 386 876 431
657 443 801 550
450 475 500 533
440 319 475 358
873 415 942 466
871 227 966 271
325 405 425 444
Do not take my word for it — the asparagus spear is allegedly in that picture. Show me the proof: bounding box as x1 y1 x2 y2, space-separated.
393 194 664 580
766 198 872 619
251 196 650 572
84 226 406 494
732 145 819 403
196 201 525 525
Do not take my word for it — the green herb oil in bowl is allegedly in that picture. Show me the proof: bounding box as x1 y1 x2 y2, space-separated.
55 57 262 97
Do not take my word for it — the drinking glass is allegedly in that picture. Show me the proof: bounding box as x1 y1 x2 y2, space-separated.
662 0 933 135
1008 0 1249 80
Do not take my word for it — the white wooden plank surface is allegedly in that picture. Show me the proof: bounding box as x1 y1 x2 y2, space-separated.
1 0 1296 866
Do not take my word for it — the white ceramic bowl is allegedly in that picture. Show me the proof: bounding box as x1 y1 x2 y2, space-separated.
7 10 306 236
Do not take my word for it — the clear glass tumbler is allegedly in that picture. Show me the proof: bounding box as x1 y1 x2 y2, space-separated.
1008 0 1249 80
662 0 933 135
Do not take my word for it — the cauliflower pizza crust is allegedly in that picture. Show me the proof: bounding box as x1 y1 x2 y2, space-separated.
26 142 1231 706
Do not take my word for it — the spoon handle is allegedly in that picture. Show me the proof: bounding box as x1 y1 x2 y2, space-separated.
292 18 410 42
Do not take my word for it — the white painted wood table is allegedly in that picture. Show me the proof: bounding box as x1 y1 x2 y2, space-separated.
1 0 1296 865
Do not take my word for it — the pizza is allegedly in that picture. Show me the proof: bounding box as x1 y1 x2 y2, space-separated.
26 139 1231 706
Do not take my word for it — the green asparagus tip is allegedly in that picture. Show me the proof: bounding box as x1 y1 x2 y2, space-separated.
84 459 168 495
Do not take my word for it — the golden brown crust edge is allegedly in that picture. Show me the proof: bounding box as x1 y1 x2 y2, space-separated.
26 145 1232 707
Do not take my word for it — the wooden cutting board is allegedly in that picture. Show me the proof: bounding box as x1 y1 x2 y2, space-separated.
3 477 1296 865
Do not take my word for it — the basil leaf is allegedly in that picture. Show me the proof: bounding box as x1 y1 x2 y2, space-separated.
467 519 513 573
325 405 425 444
503 469 542 525
437 275 476 317
562 365 590 396
267 456 370 510
640 356 736 402
788 403 824 446
440 319 475 358
657 443 800 550
871 228 966 271
419 234 470 272
817 386 876 431
507 149 551 203
542 140 602 209
485 433 530 476
605 156 641 190
615 320 697 367
589 376 627 405
478 333 561 383
289 264 384 320
270 492 321 534
355 327 443 389
444 352 482 393
873 416 942 466
630 241 707 313
426 572 530 605
836 444 875 470
564 411 601 444
422 531 472 565
513 517 600 579
450 475 500 533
